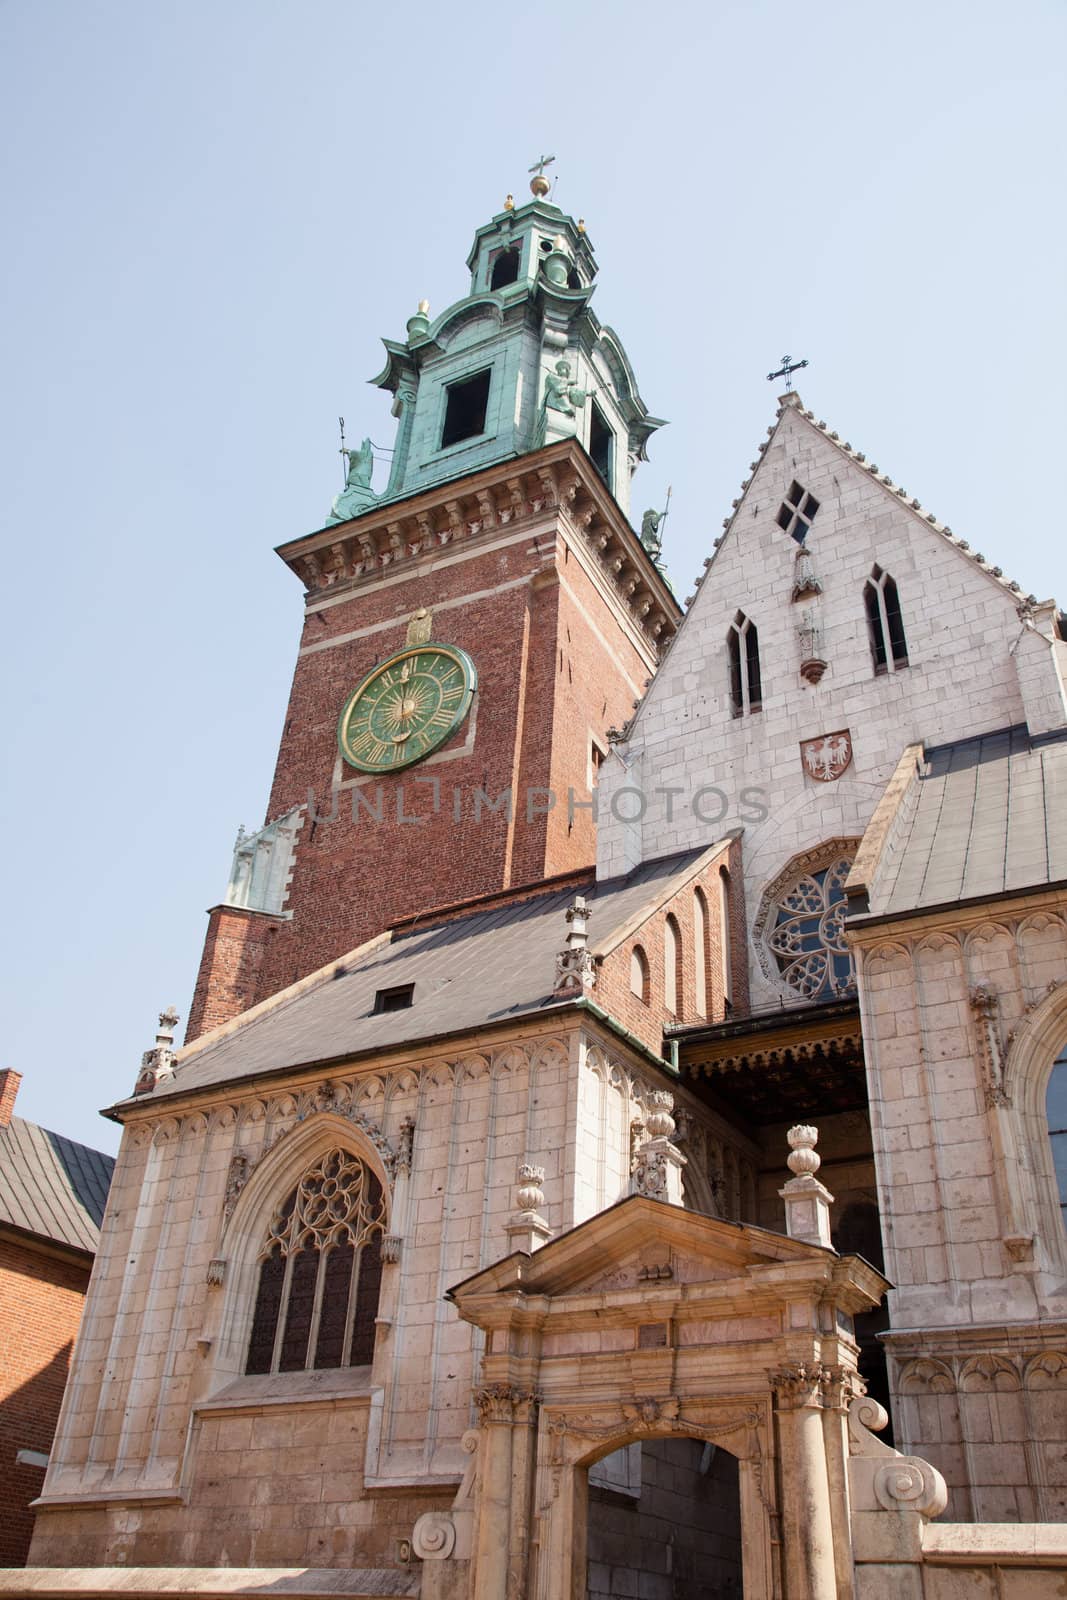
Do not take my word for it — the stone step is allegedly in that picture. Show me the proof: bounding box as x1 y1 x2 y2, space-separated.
0 1571 420 1600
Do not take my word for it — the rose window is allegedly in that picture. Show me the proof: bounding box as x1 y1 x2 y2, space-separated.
768 856 855 1000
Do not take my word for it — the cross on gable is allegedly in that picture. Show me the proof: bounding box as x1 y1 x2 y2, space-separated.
767 354 809 391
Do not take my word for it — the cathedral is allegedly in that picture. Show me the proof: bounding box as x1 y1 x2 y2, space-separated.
9 173 1067 1599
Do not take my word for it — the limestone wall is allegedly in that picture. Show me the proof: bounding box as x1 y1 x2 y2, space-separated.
30 1022 748 1569
597 398 1030 1009
852 894 1067 1519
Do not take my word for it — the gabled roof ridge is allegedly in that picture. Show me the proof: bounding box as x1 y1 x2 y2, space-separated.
771 392 1036 605
679 389 1037 617
622 390 1039 749
591 839 734 959
391 866 593 938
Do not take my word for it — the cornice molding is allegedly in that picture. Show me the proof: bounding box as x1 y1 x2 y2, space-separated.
276 442 678 656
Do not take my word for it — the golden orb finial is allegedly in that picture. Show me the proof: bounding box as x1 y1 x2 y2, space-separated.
577 218 586 234
527 153 555 199
504 193 515 211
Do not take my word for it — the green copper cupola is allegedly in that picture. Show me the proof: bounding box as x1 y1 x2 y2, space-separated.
325 179 664 527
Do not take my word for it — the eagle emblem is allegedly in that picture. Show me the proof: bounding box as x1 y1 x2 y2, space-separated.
800 729 853 783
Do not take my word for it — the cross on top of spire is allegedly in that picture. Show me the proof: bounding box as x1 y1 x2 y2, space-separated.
528 154 556 198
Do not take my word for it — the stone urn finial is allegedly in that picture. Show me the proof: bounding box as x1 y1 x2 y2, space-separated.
786 1124 821 1178
646 1091 676 1141
506 1161 551 1253
779 1123 834 1248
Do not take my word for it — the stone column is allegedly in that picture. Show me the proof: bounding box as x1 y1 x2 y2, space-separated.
770 1364 839 1600
471 1385 538 1600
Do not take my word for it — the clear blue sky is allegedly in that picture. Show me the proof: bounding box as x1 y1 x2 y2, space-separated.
2 1 1065 1152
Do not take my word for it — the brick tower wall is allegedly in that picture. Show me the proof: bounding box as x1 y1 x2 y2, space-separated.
187 480 663 1040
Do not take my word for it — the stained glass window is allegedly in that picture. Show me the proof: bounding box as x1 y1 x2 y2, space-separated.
245 1149 387 1376
768 856 856 1000
1046 1050 1067 1229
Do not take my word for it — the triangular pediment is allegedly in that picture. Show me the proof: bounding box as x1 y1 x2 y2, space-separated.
449 1195 833 1305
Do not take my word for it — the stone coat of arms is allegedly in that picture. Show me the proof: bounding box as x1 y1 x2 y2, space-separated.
800 729 853 783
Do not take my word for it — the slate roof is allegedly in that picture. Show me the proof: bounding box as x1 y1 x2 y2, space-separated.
866 725 1067 917
135 846 715 1106
0 1117 115 1254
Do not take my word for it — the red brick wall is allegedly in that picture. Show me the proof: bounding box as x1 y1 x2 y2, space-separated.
0 1234 91 1565
0 1069 22 1127
188 519 651 1040
187 905 285 1043
596 839 749 1055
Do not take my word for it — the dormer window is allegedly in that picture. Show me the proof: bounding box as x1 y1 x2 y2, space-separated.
776 480 820 543
373 984 414 1014
441 369 491 449
489 248 520 290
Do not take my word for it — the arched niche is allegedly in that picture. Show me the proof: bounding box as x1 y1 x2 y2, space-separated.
210 1110 394 1389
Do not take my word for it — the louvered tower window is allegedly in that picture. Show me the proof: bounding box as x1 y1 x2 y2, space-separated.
245 1149 386 1375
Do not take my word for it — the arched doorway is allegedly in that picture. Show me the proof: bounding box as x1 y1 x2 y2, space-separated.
584 1437 744 1599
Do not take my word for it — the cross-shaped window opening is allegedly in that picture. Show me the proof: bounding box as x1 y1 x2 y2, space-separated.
776 480 820 543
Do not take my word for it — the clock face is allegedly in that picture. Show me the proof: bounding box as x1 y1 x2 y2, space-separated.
337 644 476 774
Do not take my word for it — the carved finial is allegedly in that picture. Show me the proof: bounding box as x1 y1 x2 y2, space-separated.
504 194 515 211
406 301 431 341
134 1007 180 1096
645 1091 676 1141
554 897 595 997
779 1124 834 1247
631 1092 686 1205
786 1124 821 1178
506 1162 551 1252
516 1164 546 1213
577 217 586 234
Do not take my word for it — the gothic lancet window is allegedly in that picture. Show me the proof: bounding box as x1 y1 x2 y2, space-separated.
718 866 734 1014
1046 1048 1067 1230
768 853 856 1001
693 887 709 1019
727 613 762 717
864 566 908 674
245 1149 387 1376
664 914 682 1016
630 944 650 1003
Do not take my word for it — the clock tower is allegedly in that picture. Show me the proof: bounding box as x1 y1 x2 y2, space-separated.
187 181 679 1040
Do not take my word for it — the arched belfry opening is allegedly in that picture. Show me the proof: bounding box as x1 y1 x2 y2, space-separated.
489 246 520 289
585 1437 743 1599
